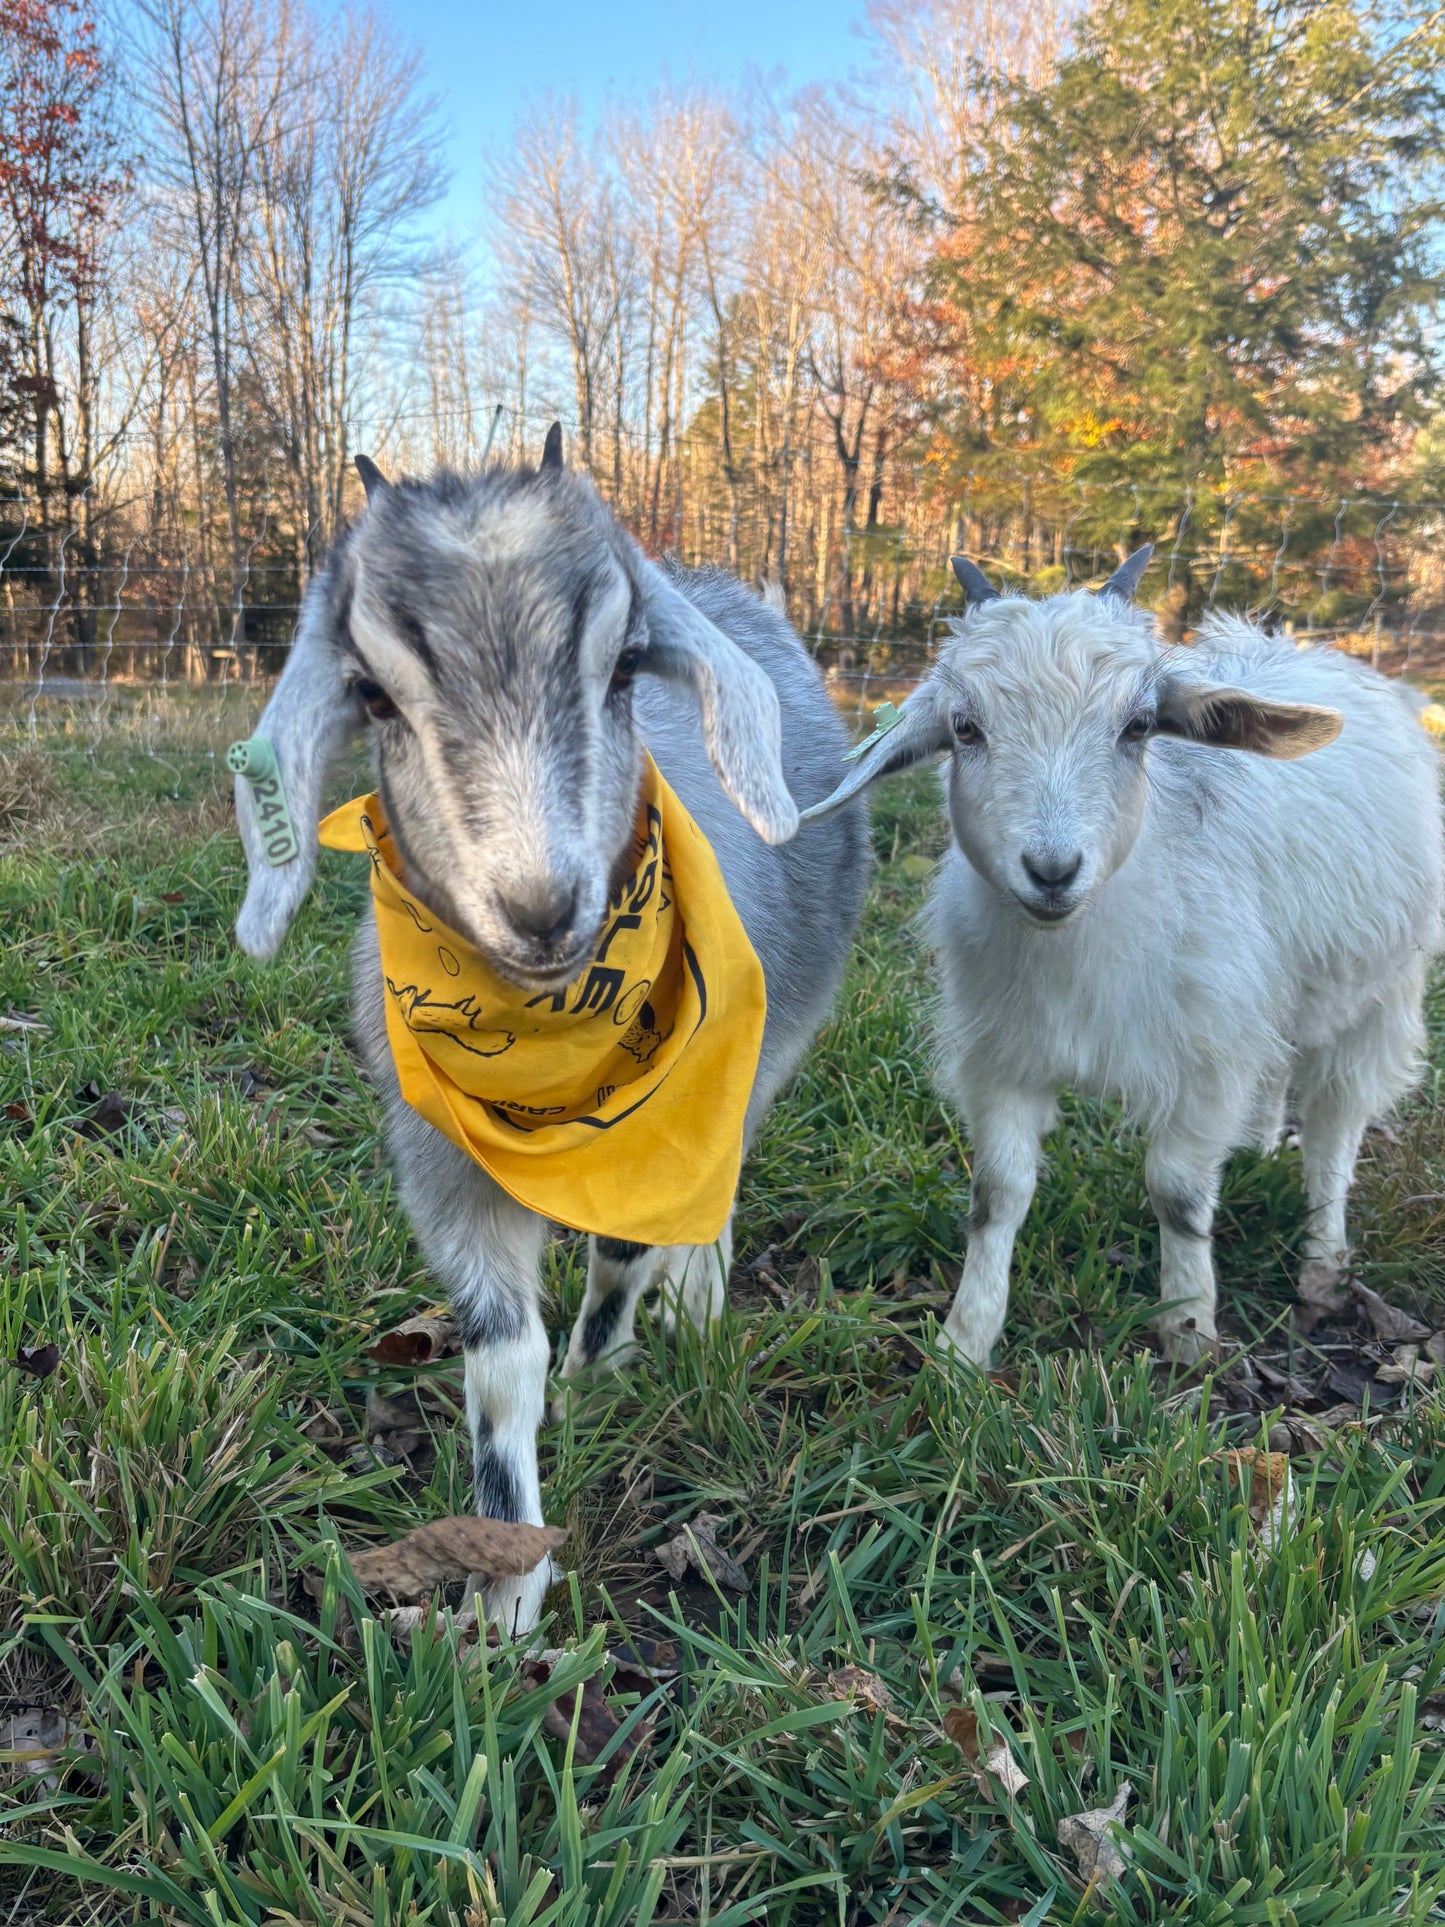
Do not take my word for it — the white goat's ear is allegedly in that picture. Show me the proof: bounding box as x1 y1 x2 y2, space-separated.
798 684 953 823
1154 680 1342 759
233 576 364 958
639 563 799 844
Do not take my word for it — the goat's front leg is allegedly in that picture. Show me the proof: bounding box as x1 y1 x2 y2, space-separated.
941 1087 1056 1366
390 1113 556 1637
1145 1114 1233 1364
560 1237 661 1383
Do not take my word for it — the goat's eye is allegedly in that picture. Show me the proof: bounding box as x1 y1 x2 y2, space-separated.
610 645 643 689
1119 714 1152 743
353 678 397 721
952 712 984 747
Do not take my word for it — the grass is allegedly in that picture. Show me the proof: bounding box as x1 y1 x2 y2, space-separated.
1 691 1444 1924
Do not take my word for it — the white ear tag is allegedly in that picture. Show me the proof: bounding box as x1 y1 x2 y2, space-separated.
841 700 904 763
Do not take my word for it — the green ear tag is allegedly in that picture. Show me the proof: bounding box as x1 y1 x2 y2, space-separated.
841 700 904 762
227 737 299 866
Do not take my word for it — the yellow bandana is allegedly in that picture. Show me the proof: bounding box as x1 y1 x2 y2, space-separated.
316 755 766 1246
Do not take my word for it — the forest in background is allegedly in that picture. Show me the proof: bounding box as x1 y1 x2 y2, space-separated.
2 0 1444 681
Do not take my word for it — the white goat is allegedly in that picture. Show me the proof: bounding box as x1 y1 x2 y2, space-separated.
804 550 1442 1362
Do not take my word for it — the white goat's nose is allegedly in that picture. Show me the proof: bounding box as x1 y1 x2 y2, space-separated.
1021 848 1082 891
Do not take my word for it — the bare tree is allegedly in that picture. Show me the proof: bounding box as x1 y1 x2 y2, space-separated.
134 0 283 651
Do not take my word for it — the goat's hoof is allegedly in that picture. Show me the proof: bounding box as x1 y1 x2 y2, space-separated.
1157 1320 1217 1367
471 1553 561 1644
933 1322 992 1371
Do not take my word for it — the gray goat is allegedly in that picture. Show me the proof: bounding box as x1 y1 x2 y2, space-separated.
233 434 869 1633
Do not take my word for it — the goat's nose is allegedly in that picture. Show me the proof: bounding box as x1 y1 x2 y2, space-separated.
1021 849 1083 892
498 878 580 947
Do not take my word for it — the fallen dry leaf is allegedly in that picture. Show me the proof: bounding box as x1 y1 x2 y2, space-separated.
11 1341 59 1380
78 1088 130 1138
0 1012 48 1034
522 1650 653 1783
826 1665 897 1717
1295 1259 1351 1331
1352 1282 1432 1347
311 1516 567 1604
366 1309 463 1367
655 1511 748 1592
943 1704 1030 1801
386 1601 479 1642
1058 1781 1132 1884
1374 1343 1436 1385
1215 1448 1293 1544
4 1101 30 1123
0 1706 97 1788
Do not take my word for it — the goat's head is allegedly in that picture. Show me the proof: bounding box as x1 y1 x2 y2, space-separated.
233 432 798 983
802 548 1342 926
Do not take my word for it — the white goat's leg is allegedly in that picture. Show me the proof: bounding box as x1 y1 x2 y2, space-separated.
559 1237 661 1382
390 1120 556 1638
657 1217 734 1335
941 1090 1055 1366
1145 1119 1230 1364
1295 1085 1366 1286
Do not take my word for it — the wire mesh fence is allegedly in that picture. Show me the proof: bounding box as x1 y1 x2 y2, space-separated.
4 418 1444 743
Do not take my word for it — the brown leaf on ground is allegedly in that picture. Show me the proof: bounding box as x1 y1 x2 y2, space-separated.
4 1101 30 1123
522 1652 652 1783
1374 1344 1436 1385
366 1309 463 1367
943 1704 1030 1800
314 1516 567 1603
1215 1448 1292 1543
1294 1259 1351 1332
79 1088 131 1137
0 1012 48 1033
364 1386 425 1460
11 1342 60 1380
1427 1333 1445 1370
1058 1781 1132 1884
1352 1283 1432 1346
825 1665 897 1716
655 1512 748 1591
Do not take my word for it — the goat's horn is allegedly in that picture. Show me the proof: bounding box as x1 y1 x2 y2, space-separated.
1099 544 1154 603
951 556 1000 606
541 422 564 471
354 454 389 502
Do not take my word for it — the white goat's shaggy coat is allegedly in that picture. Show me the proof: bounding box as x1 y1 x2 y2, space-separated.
810 587 1442 1361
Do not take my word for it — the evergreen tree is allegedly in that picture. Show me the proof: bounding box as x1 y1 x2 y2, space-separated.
934 0 1445 615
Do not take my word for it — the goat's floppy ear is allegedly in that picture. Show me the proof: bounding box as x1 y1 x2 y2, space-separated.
798 683 953 823
233 575 364 958
638 561 799 844
1154 679 1342 759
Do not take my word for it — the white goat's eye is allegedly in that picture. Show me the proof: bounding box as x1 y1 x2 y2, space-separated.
1120 715 1152 743
952 711 984 747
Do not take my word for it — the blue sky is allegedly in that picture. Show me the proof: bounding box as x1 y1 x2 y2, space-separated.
350 0 872 239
